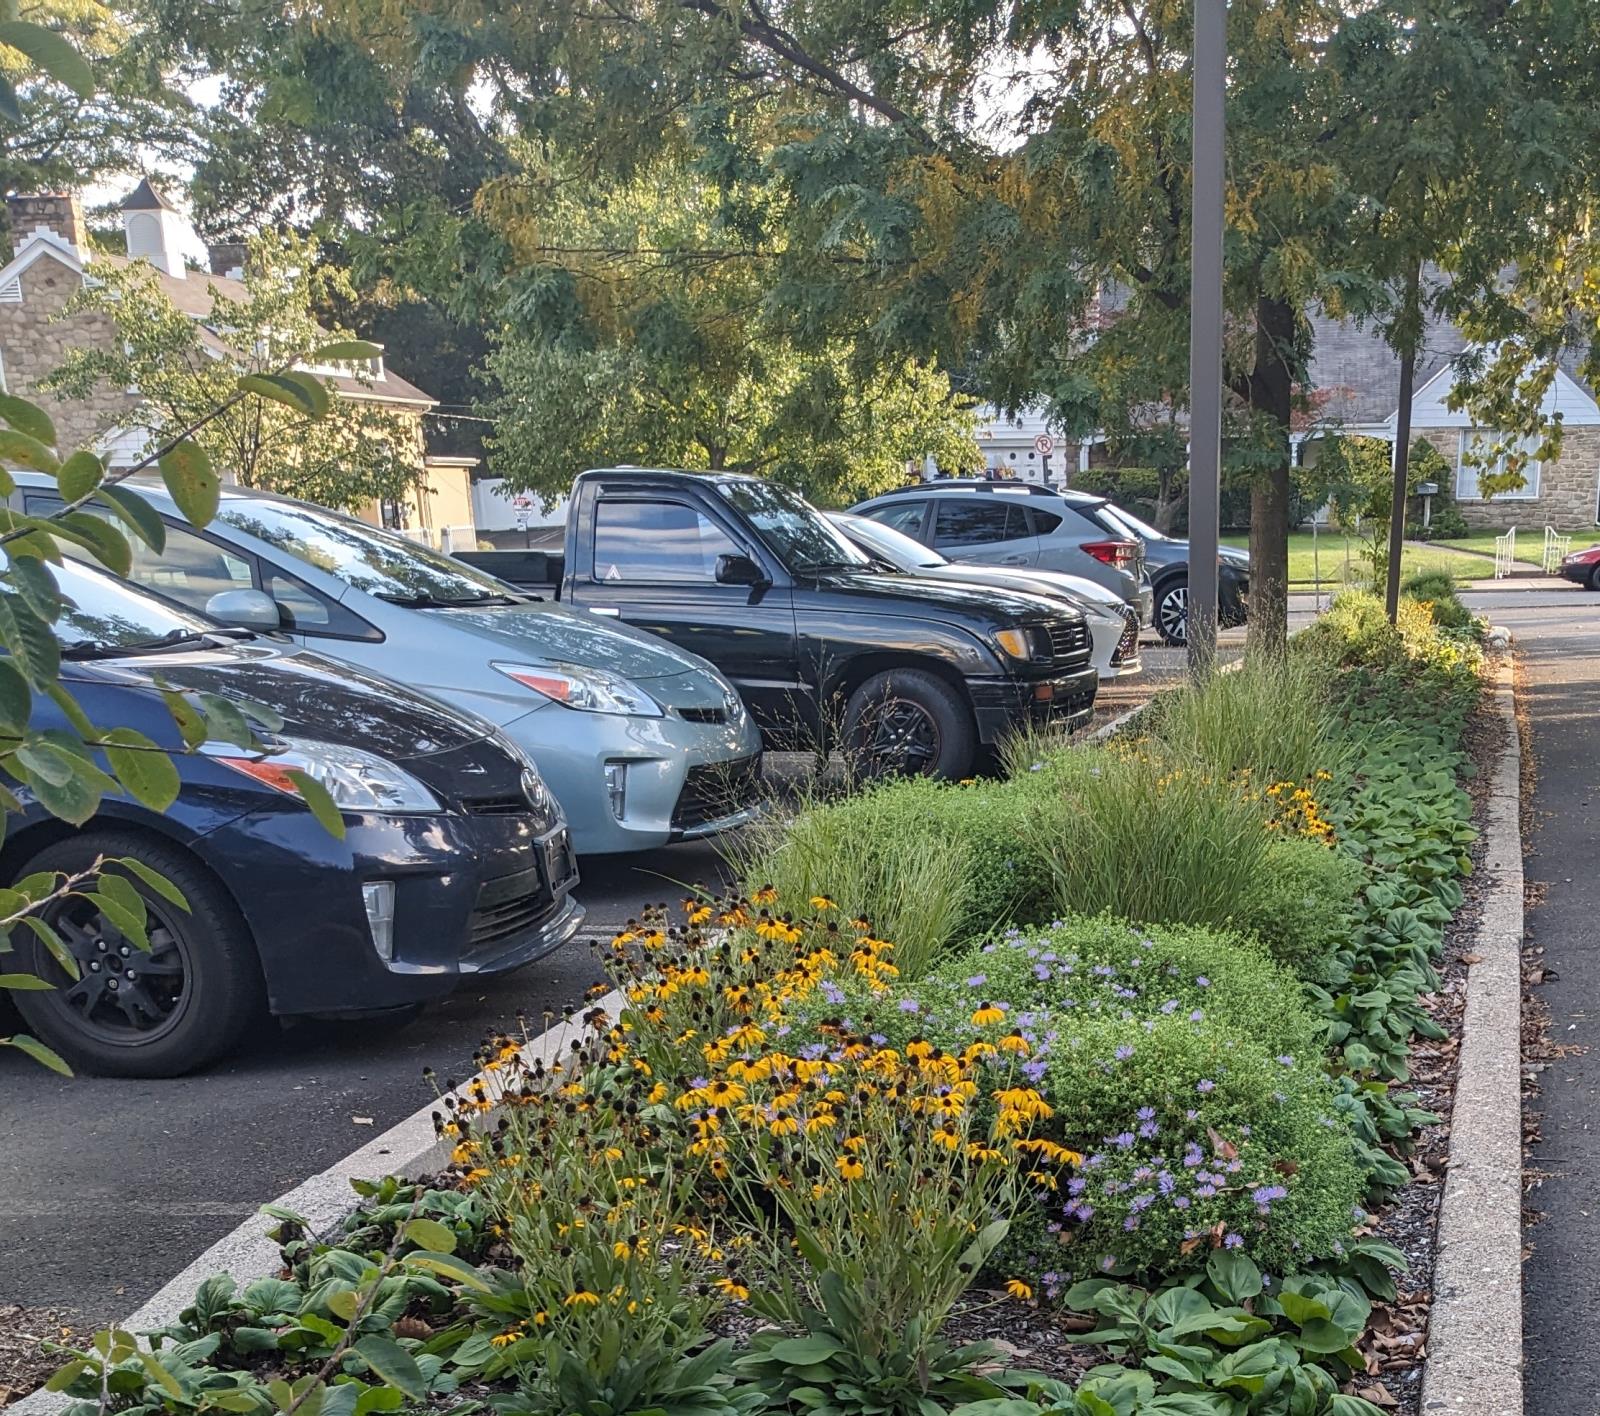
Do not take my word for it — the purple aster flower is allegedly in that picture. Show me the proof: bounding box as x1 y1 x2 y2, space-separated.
1277 1054 1295 1067
1123 1216 1140 1231
1196 976 1211 988
821 982 845 1004
966 974 987 988
1111 1131 1136 1150
1114 1044 1135 1061
1033 963 1052 981
1173 1195 1191 1210
1158 1172 1177 1194
1139 1120 1159 1139
1068 1177 1088 1196
898 999 921 1013
869 1033 887 1046
1098 1254 1117 1272
1160 999 1180 1014
1197 1184 1217 1199
1189 1010 1205 1023
1196 1079 1216 1094
1022 1060 1048 1082
1224 1233 1244 1250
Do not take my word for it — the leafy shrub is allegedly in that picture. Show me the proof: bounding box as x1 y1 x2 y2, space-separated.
1241 836 1364 983
931 915 1325 1060
1400 568 1474 630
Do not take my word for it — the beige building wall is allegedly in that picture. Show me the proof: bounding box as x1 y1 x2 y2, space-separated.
1413 426 1600 531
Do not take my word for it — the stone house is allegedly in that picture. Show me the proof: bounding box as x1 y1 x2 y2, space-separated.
0 185 480 546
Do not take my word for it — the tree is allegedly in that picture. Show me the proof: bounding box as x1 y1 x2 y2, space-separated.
45 230 427 511
477 166 979 505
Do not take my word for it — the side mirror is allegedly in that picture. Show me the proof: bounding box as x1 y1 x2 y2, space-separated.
715 553 768 587
205 588 283 631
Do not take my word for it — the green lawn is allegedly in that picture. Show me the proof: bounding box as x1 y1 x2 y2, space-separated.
1220 532 1497 587
1437 529 1597 565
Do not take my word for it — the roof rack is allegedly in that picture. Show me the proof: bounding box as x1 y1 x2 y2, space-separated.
891 479 1066 497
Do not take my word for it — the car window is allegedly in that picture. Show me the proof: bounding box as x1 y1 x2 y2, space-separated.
47 559 214 648
713 480 869 572
25 492 253 612
1029 509 1064 535
216 497 516 603
863 500 931 540
263 569 375 637
933 499 1027 547
593 498 741 582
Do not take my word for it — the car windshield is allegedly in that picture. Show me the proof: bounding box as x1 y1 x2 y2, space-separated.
714 480 872 573
216 498 519 604
1098 502 1169 542
834 514 948 570
50 559 216 649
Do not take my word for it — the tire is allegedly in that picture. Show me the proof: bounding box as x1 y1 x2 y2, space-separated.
1587 562 1600 593
1155 578 1189 645
9 832 264 1078
843 669 977 781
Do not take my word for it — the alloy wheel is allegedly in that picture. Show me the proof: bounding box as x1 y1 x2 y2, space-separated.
859 695 942 776
1158 584 1189 643
36 895 191 1046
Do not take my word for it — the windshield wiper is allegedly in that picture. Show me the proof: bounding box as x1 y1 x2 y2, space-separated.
376 591 520 608
61 629 215 661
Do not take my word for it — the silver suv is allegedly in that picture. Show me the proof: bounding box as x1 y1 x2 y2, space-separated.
850 482 1151 620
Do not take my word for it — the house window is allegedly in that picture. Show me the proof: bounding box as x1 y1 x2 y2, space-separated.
1455 431 1542 501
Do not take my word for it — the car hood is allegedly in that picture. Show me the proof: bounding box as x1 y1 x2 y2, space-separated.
804 568 1083 626
913 563 1126 616
1219 545 1251 568
418 599 738 710
63 639 494 763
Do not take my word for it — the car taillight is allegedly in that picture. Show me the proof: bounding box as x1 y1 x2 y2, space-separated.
1083 539 1139 570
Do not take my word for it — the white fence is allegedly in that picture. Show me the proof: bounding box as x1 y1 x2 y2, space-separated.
1543 525 1573 574
396 524 476 553
1492 526 1517 580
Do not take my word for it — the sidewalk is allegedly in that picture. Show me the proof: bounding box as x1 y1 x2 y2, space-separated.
1507 602 1600 1411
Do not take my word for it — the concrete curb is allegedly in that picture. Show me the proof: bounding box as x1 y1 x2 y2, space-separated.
10 989 625 1416
1419 649 1523 1415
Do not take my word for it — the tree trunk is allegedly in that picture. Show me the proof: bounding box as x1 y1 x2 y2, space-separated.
1385 261 1422 624
1245 295 1296 662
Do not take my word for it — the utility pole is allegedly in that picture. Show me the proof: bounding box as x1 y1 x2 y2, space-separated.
1187 0 1225 680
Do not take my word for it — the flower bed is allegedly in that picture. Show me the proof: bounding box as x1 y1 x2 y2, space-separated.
39 590 1490 1416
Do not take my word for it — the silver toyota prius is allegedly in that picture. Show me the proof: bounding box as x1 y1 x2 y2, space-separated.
11 477 764 855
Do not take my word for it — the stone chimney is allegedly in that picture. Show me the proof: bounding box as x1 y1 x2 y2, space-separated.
6 193 88 257
206 241 248 280
120 177 188 279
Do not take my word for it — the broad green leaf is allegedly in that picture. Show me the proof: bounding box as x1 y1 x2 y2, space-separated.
115 856 190 913
0 588 61 685
0 427 59 472
0 19 94 98
86 889 149 949
56 450 103 502
285 768 346 839
399 1251 493 1293
402 1217 457 1254
196 691 254 749
0 392 55 444
8 556 62 627
96 486 167 553
1297 1317 1357 1354
211 1392 266 1412
103 726 182 811
1206 1250 1263 1304
159 688 209 749
324 1288 360 1322
5 1032 71 1073
43 1359 92 1392
17 740 74 786
0 658 30 734
59 511 131 576
765 1336 843 1364
310 340 383 363
43 682 93 739
353 1336 426 1400
18 914 77 979
0 972 51 989
239 371 330 418
158 441 220 526
137 1351 184 1399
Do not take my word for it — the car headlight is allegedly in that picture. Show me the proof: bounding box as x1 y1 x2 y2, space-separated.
994 627 1046 661
210 736 442 814
492 661 663 717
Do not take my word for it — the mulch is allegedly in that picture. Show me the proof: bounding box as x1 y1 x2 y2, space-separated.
0 1306 79 1409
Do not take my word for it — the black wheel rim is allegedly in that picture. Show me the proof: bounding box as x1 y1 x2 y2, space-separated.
32 894 191 1046
858 695 942 776
1159 585 1189 642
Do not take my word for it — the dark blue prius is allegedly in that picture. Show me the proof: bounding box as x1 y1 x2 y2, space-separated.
2 561 584 1078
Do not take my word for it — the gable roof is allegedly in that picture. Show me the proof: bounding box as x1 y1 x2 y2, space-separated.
0 229 435 410
120 178 178 213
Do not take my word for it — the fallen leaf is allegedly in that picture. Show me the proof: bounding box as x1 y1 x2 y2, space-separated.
352 1115 374 1125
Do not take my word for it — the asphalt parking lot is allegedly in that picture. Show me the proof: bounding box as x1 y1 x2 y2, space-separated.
0 627 1237 1327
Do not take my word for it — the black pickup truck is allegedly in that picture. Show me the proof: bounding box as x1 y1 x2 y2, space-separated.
456 468 1097 778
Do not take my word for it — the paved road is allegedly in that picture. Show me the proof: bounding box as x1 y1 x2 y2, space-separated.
1511 598 1600 1412
0 629 1227 1326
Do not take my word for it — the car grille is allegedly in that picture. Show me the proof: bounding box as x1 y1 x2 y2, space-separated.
468 868 554 948
1042 618 1092 669
461 793 528 816
1112 609 1140 664
677 706 728 725
672 754 761 831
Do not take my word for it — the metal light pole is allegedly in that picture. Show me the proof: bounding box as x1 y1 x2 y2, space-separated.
1187 0 1225 681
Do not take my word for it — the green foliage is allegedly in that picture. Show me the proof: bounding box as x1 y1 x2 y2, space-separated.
45 231 419 512
1399 570 1474 630
1239 838 1364 985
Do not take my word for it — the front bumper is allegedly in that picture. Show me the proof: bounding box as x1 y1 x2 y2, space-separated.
969 665 1099 744
503 699 765 855
208 808 586 1017
1560 560 1598 584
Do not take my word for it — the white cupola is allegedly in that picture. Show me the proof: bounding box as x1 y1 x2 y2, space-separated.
120 178 188 279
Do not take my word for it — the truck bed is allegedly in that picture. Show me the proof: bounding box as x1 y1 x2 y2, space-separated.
453 548 565 595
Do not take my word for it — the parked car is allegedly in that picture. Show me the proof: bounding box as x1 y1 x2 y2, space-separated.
828 512 1142 680
849 480 1149 616
4 559 583 1077
1558 544 1600 590
9 476 764 855
1083 499 1251 645
453 468 1098 779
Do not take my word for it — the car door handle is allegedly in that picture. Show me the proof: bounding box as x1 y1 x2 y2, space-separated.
999 555 1029 565
588 606 621 617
